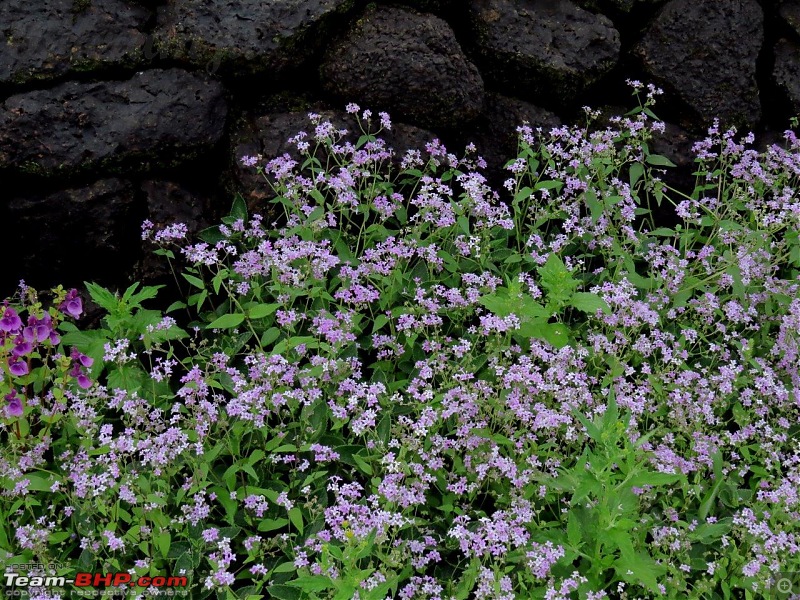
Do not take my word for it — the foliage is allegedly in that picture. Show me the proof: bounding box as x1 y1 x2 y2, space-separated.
2 86 800 600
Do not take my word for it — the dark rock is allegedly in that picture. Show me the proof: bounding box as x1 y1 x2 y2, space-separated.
575 0 665 12
0 0 150 86
774 38 800 116
320 5 484 129
0 69 228 177
635 0 763 129
153 0 354 77
467 0 620 104
467 93 561 182
779 0 800 38
7 179 140 289
396 0 459 12
230 109 435 213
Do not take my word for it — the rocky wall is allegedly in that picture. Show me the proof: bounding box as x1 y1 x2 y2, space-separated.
1 0 797 296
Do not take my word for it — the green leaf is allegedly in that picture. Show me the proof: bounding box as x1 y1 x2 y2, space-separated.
207 313 246 330
332 583 357 600
247 303 279 319
457 215 470 236
689 519 732 543
573 412 601 442
84 282 119 313
535 179 563 191
198 225 225 245
107 365 148 393
272 562 298 574
528 322 571 348
123 283 162 306
265 586 301 600
289 507 304 535
453 559 480 600
353 454 373 475
584 190 604 223
567 510 582 547
155 531 171 559
287 575 333 593
371 314 389 334
649 227 675 237
257 518 289 533
230 193 248 222
21 473 57 492
261 328 280 347
305 205 325 224
625 472 681 489
569 292 610 315
645 154 676 168
478 292 513 317
188 288 208 310
514 186 533 204
629 162 644 187
182 274 205 290
166 300 187 313
614 550 666 594
538 254 579 307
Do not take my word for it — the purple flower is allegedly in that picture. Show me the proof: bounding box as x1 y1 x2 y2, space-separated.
8 359 28 376
5 390 23 417
0 307 22 333
60 289 83 319
69 348 93 388
202 528 219 543
11 337 32 358
23 315 52 344
71 347 94 368
69 363 92 389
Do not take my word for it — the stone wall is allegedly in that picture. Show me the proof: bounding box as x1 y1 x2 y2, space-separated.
1 0 797 296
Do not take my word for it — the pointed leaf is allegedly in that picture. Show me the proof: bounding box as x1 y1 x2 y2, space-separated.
207 313 245 330
570 292 611 315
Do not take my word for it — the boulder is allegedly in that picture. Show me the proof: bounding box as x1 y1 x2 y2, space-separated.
6 179 139 290
779 0 800 38
0 69 228 177
635 0 763 129
321 5 485 129
467 0 620 104
153 0 354 76
0 0 150 86
774 38 800 117
575 0 665 12
395 0 459 12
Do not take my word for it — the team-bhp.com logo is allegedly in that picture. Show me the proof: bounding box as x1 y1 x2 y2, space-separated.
4 564 188 596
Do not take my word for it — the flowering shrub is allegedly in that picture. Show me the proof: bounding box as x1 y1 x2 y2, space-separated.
2 85 800 599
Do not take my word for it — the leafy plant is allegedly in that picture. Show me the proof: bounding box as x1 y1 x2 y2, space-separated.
2 88 799 600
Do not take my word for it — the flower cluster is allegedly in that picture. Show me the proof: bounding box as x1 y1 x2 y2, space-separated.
4 93 800 599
